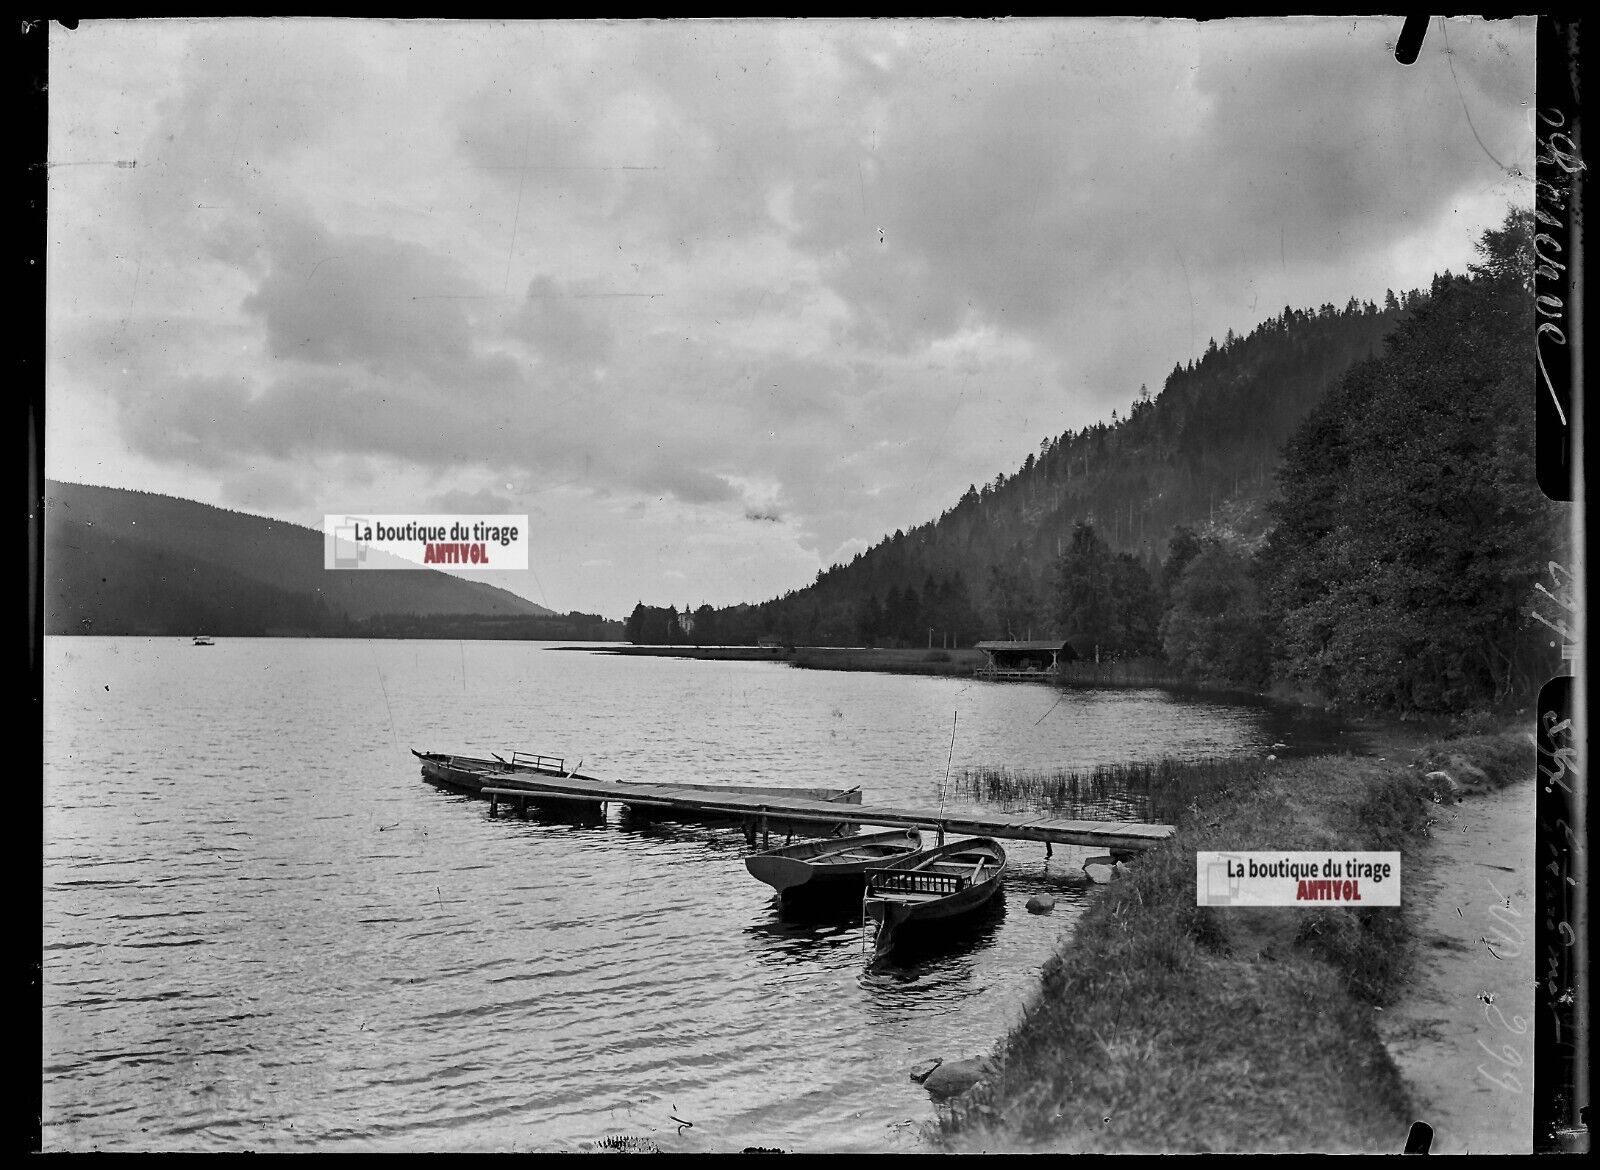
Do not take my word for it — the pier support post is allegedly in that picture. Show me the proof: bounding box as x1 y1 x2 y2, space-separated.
517 794 528 820
489 793 499 818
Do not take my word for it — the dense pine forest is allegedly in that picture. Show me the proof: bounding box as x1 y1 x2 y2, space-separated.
629 210 1565 714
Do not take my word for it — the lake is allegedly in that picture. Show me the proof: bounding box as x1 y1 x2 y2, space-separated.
41 637 1344 1152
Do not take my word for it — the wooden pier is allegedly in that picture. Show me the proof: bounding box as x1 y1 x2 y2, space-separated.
480 773 1173 855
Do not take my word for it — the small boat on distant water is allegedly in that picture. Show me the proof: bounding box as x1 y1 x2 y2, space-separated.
192 635 215 646
863 837 1007 957
746 827 926 899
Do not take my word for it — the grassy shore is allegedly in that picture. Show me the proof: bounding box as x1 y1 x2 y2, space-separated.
577 643 1276 696
582 643 988 675
587 644 794 662
789 646 985 675
937 729 1530 1153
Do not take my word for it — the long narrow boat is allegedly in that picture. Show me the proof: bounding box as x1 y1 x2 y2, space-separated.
412 749 598 794
746 828 926 899
413 749 606 817
862 837 1007 957
412 749 864 835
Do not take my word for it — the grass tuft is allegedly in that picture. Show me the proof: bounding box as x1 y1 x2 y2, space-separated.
1294 906 1410 1006
1415 732 1532 791
956 755 1266 825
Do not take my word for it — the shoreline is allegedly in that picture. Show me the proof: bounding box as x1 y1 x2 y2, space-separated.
570 640 1532 1152
564 643 1299 703
935 725 1532 1153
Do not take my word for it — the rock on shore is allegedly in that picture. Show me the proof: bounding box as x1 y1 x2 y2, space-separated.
921 1055 995 1099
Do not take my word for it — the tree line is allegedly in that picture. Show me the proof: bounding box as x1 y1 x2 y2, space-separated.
631 209 1563 712
1057 209 1563 709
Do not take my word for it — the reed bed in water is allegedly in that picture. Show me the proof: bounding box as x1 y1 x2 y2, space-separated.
954 755 1268 824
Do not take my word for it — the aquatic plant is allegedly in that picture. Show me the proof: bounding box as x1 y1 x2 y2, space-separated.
954 755 1266 824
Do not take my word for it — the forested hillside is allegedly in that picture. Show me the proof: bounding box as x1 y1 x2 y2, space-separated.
631 210 1564 714
632 287 1420 652
1258 210 1562 710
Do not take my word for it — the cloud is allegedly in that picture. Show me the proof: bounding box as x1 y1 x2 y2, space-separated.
241 210 520 388
218 465 314 513
47 17 1538 619
637 463 739 506
512 275 617 366
427 488 519 514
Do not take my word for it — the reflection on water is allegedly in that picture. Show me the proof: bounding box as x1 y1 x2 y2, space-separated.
860 897 1010 986
43 638 1336 1153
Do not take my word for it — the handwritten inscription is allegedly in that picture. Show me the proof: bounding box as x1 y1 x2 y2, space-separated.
1530 562 1579 659
1476 877 1531 1093
1533 108 1582 432
1537 709 1577 796
1533 676 1580 1146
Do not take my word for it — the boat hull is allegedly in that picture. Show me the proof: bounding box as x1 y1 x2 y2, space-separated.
746 828 925 896
863 838 1007 956
414 750 863 834
414 751 608 815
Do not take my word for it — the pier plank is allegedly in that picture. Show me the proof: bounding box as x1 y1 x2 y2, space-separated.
477 774 1173 850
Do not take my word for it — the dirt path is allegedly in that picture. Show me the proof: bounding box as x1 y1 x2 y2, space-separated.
1377 775 1536 1154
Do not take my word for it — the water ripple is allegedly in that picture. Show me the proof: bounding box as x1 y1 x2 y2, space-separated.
42 636 1325 1153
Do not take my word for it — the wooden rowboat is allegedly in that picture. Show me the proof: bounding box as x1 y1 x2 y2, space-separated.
863 837 1007 957
746 828 926 899
413 749 605 817
412 749 597 794
412 749 863 836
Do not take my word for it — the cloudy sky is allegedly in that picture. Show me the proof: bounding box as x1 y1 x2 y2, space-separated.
47 17 1536 619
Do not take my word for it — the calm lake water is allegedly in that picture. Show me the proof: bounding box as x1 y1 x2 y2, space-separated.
41 637 1344 1153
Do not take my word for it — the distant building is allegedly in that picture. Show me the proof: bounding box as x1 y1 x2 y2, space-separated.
973 640 1077 680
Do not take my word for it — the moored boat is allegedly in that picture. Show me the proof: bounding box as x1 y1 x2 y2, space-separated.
862 837 1007 957
412 749 595 794
413 749 603 816
192 635 215 646
746 827 926 899
412 749 864 835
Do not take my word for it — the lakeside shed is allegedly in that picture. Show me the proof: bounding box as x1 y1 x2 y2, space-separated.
974 640 1078 680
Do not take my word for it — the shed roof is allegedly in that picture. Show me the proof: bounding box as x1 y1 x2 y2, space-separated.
974 640 1072 652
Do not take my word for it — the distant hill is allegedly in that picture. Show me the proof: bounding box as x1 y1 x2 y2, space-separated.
39 481 612 638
